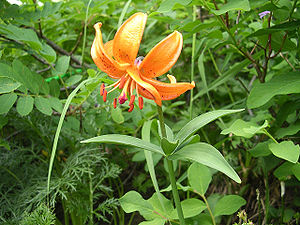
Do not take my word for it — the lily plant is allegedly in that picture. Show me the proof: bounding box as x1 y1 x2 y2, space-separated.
82 12 242 225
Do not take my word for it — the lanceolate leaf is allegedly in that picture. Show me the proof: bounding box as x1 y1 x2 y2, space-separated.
81 134 165 155
175 109 244 144
142 120 166 214
169 142 241 183
194 51 263 99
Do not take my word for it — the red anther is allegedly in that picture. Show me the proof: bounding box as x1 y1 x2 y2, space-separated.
128 104 134 112
138 96 144 109
119 76 126 89
129 95 135 105
100 83 105 96
103 90 108 102
113 98 117 108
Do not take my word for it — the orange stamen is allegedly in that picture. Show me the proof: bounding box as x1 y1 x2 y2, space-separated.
138 96 143 109
129 95 135 105
119 76 126 89
128 104 134 112
113 98 117 108
100 83 105 96
103 90 107 102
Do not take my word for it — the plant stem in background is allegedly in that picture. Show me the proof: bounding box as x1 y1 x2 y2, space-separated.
156 105 185 225
81 0 93 66
88 166 93 225
200 194 216 225
189 5 197 120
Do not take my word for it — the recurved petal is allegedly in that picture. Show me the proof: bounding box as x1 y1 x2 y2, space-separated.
142 76 195 100
91 23 128 79
113 12 147 65
139 31 183 78
104 40 114 58
126 66 162 106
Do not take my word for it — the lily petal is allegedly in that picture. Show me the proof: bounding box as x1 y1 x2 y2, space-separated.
91 23 128 79
104 40 114 58
142 76 195 100
126 66 162 106
139 31 183 78
113 12 147 65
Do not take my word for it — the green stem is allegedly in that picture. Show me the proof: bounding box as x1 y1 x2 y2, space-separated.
156 105 185 225
264 174 270 224
81 0 93 65
157 105 167 138
167 159 185 225
263 129 278 144
200 194 216 225
62 199 69 225
189 5 197 120
88 166 93 225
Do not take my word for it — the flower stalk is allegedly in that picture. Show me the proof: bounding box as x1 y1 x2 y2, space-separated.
157 105 185 225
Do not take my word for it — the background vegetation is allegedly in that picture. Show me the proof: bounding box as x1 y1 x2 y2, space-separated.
0 0 299 224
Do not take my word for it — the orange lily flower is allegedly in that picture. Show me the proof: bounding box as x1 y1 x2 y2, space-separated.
91 12 195 111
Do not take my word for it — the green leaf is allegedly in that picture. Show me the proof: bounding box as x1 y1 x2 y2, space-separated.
161 137 179 155
0 24 42 50
211 0 250 15
11 60 49 95
111 107 124 124
147 193 173 219
53 56 70 75
170 198 206 219
269 141 300 163
221 119 268 138
40 43 56 63
49 79 60 98
47 79 94 196
142 120 166 214
65 75 82 86
0 77 20 94
247 72 300 109
157 0 192 13
16 96 34 116
249 141 272 157
188 163 212 195
249 20 300 37
292 163 300 181
214 195 246 216
194 52 263 99
169 143 241 183
119 191 153 215
0 93 17 114
0 115 8 129
175 109 244 144
275 121 300 138
283 208 295 223
274 162 294 180
139 219 165 225
81 134 164 155
35 96 52 116
48 97 63 113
